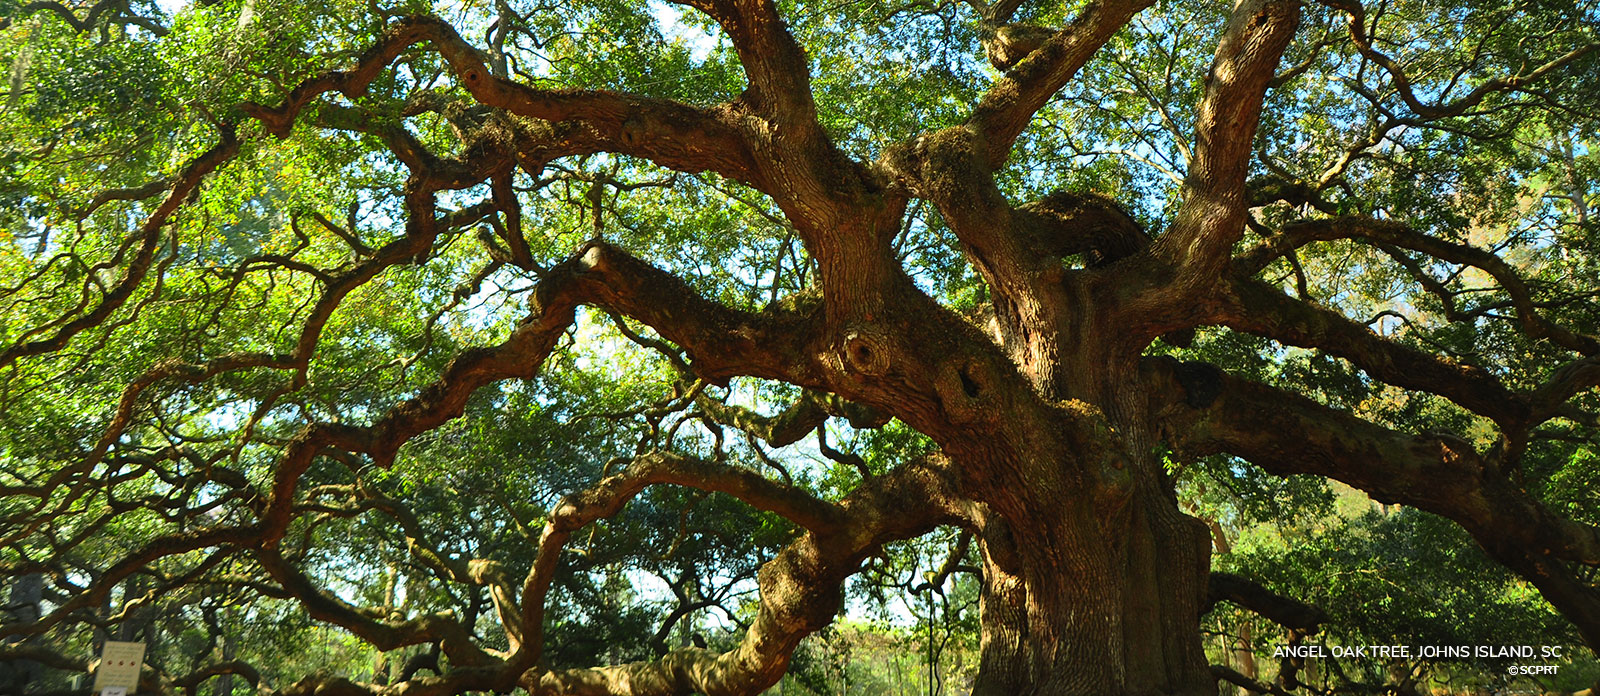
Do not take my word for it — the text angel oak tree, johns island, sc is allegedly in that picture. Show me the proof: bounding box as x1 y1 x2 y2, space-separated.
1 0 1598 694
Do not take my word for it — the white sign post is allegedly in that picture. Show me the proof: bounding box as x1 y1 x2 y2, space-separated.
91 641 145 695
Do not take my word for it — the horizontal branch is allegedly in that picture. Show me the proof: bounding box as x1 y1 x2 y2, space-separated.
697 388 887 448
1205 571 1325 634
1214 277 1529 427
0 0 169 35
1144 356 1600 649
1 526 258 640
240 16 762 186
1235 216 1600 355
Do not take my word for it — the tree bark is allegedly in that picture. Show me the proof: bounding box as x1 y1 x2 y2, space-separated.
969 471 1214 695
922 230 1224 695
959 291 1216 696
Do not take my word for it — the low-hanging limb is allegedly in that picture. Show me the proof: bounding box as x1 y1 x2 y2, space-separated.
510 452 970 696
257 238 822 548
1214 265 1600 468
244 446 969 696
67 239 808 693
0 527 259 640
1143 356 1600 650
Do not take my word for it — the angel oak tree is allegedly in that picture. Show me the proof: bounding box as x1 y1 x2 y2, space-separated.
2 0 1599 694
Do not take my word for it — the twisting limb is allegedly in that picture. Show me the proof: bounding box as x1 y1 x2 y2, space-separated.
0 126 238 372
354 487 528 653
695 388 887 449
257 239 821 549
71 179 170 219
239 16 762 187
512 453 969 696
1 527 258 640
0 0 170 36
1226 214 1600 448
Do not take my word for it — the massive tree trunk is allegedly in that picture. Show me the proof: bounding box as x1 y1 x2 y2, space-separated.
954 270 1216 695
972 486 1213 695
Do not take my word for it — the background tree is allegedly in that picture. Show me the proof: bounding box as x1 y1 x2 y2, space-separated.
1 0 1598 694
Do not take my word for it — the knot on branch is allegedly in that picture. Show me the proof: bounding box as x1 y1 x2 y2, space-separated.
1015 190 1149 267
936 358 999 424
840 326 893 377
576 241 615 272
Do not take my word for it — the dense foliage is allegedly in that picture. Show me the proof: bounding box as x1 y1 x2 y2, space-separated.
1 0 1597 693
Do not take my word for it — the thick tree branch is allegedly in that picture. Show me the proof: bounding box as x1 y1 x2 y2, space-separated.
1214 277 1529 427
0 0 170 36
1236 215 1600 355
669 0 819 135
1145 356 1600 649
260 240 817 550
696 388 886 448
1150 0 1300 293
514 454 969 696
256 545 499 666
1205 571 1325 634
240 16 762 186
1 528 256 639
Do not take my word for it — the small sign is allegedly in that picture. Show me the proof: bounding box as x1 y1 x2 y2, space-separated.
91 641 146 694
